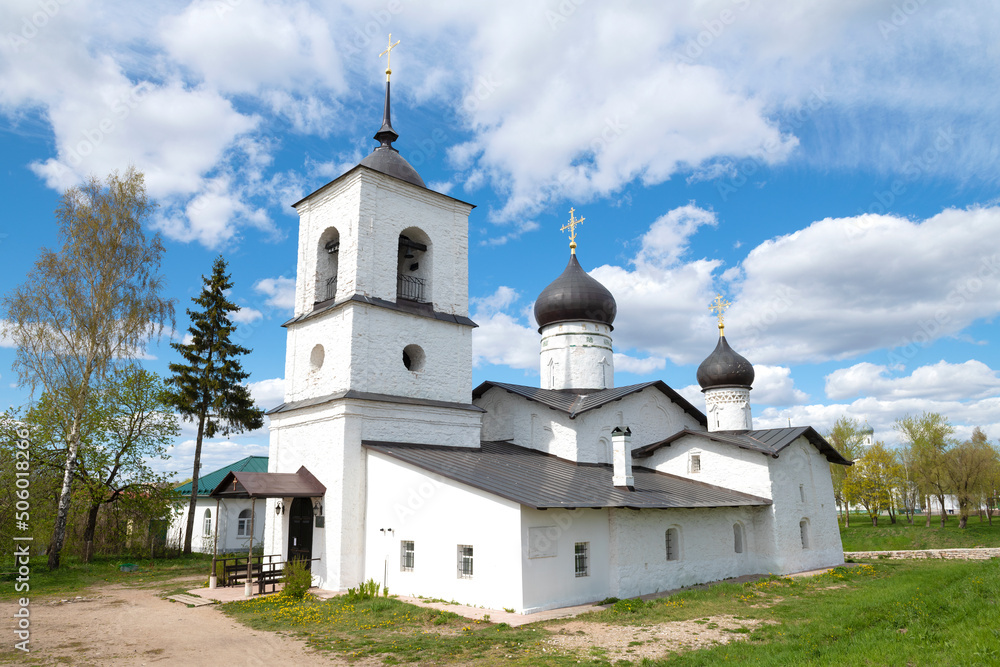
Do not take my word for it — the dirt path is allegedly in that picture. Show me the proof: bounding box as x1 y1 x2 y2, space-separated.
3 578 344 666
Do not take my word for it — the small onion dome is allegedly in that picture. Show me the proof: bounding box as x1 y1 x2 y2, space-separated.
696 335 755 389
534 254 617 331
861 421 874 435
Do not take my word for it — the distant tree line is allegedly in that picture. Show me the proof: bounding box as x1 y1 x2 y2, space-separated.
828 413 1000 528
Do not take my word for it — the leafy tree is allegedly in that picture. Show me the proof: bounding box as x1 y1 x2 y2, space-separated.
29 367 179 560
946 428 999 529
850 442 902 526
1 167 173 569
826 416 864 526
165 256 264 554
895 443 922 524
895 412 955 528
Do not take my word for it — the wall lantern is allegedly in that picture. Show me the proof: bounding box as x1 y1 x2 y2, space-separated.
274 501 284 515
312 499 323 516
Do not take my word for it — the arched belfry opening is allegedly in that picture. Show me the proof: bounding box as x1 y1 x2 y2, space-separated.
396 227 431 303
316 227 340 305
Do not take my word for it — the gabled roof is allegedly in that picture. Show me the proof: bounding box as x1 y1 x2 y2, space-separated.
473 380 707 426
174 456 269 497
364 440 770 510
210 466 326 499
631 426 852 466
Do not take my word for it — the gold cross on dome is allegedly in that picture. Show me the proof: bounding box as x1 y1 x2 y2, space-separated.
561 208 585 254
709 294 731 336
380 34 401 81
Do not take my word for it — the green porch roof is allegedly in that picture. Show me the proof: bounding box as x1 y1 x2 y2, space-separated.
174 456 269 496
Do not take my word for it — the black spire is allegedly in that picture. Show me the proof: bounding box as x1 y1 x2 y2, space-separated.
373 80 399 149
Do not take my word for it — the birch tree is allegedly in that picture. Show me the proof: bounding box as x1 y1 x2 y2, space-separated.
826 416 864 526
895 412 955 528
1 167 173 569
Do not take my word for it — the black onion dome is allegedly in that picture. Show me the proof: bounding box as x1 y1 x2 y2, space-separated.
358 79 426 188
696 336 754 389
534 254 617 331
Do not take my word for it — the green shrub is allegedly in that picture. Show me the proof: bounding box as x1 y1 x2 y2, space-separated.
281 559 312 599
345 578 382 601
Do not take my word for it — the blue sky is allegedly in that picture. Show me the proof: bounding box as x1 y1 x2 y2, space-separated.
2 1 999 478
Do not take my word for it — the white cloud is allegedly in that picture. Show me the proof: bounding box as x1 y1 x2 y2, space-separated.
231 307 264 325
159 0 344 96
725 206 1000 364
248 377 285 410
613 353 666 375
470 287 538 371
825 360 1000 402
254 276 296 310
751 365 809 406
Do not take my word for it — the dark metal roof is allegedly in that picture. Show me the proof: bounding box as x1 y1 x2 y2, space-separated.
632 426 852 466
696 335 754 389
283 293 477 329
267 389 485 416
364 440 771 509
533 253 617 330
210 466 326 499
473 380 707 426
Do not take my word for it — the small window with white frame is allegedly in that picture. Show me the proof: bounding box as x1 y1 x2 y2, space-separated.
574 542 589 577
689 451 702 473
203 509 212 536
400 540 415 571
457 545 474 578
237 509 253 537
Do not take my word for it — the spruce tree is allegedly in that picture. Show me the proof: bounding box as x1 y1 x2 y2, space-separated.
166 256 264 554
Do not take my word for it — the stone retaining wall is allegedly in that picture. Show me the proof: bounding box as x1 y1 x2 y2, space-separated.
844 548 1000 561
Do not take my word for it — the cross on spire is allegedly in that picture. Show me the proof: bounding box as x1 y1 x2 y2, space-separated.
709 294 731 336
561 208 585 254
380 34 400 81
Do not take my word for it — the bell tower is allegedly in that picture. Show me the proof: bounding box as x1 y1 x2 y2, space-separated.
265 37 482 591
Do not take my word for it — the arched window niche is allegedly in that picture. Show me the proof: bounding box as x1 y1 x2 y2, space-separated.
315 227 341 305
733 522 744 554
396 227 431 304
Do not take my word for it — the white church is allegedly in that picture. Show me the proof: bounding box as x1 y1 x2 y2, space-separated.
236 53 851 614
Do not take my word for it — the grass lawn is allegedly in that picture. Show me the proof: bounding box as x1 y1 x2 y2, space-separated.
839 513 1000 551
0 552 214 600
222 558 1000 666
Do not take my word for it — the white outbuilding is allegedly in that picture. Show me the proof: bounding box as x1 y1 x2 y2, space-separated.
260 62 852 614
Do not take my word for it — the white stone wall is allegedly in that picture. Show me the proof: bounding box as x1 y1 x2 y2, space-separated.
364 451 524 611
265 394 482 591
762 437 844 573
476 385 703 464
168 497 265 555
608 505 771 599
283 301 474 405
520 508 610 613
704 386 753 431
539 322 614 390
644 434 774 500
293 168 473 316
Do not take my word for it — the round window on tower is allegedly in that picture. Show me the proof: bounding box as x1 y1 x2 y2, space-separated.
402 344 425 372
310 344 325 371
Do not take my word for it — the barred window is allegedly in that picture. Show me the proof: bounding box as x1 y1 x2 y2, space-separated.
457 545 474 578
689 452 701 473
666 527 679 561
400 541 415 572
574 542 589 577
